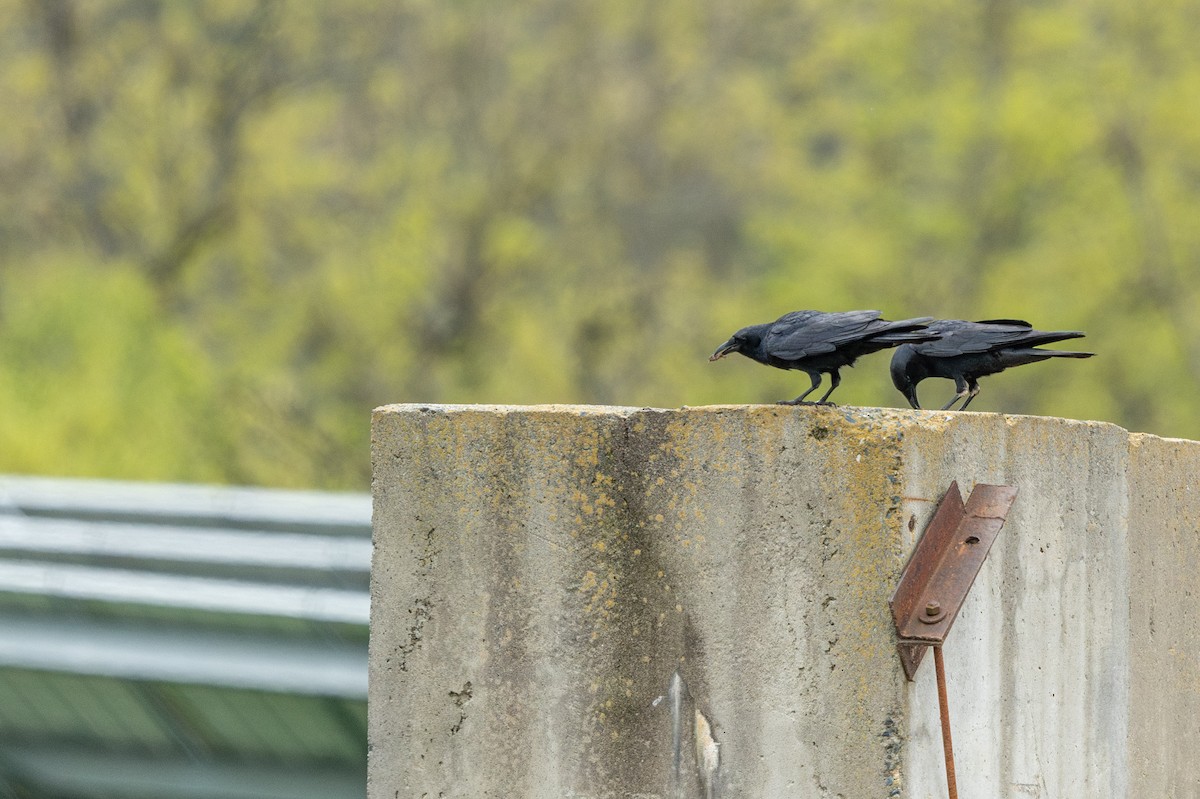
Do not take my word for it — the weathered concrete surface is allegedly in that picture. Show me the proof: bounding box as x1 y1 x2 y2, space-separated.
370 405 910 798
369 404 1200 798
1128 434 1200 798
899 414 1130 799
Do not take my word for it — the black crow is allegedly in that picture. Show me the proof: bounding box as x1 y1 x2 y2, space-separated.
890 319 1094 411
710 310 937 405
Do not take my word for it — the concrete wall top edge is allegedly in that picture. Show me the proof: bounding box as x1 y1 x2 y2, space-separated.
1128 429 1200 448
373 402 1145 439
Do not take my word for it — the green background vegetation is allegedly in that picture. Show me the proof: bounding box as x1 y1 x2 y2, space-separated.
4 0 1200 489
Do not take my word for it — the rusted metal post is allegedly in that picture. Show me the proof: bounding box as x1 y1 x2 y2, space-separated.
932 645 958 799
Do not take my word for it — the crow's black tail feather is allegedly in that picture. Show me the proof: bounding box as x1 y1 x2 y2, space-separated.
999 348 1094 368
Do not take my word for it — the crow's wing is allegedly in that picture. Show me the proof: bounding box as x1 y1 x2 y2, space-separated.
763 310 883 360
915 320 1052 357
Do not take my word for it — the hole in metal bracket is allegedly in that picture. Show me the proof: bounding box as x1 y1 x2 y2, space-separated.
964 536 980 544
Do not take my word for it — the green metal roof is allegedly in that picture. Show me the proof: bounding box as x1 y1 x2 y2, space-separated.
0 476 370 799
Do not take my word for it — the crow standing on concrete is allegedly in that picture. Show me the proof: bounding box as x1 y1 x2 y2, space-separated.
709 310 937 405
889 319 1094 411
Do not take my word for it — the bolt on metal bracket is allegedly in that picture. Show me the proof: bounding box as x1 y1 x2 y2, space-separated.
889 480 1018 680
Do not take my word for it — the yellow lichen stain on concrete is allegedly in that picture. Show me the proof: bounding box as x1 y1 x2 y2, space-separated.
393 407 890 740
572 428 603 470
803 409 914 706
580 571 618 615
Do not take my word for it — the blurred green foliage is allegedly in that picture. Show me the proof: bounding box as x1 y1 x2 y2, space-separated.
3 0 1200 488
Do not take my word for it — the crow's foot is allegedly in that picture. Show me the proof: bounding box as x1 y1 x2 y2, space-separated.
776 400 838 407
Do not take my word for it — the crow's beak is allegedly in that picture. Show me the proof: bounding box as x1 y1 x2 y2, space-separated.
904 387 921 410
709 339 738 361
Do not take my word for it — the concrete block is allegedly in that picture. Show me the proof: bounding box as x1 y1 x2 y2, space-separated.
1128 433 1200 798
369 404 1199 798
899 415 1130 799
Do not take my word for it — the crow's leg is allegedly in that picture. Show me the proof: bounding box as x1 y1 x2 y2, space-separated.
939 376 971 411
815 370 841 405
958 379 982 411
778 372 822 405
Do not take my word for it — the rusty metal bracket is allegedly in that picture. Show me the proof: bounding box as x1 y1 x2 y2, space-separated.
888 480 1017 799
889 480 1018 680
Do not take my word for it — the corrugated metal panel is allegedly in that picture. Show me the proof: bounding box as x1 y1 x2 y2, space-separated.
0 476 370 534
0 475 370 799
